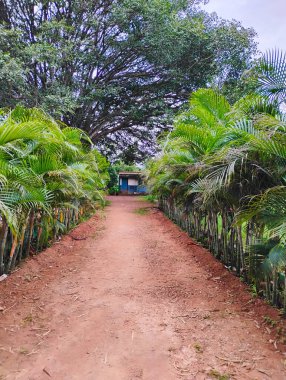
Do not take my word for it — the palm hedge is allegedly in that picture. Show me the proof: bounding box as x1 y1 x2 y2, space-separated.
147 51 286 312
0 106 108 275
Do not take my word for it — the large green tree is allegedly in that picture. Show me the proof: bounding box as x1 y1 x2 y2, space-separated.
0 0 257 160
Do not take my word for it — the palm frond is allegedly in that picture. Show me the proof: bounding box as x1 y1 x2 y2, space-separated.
257 49 286 103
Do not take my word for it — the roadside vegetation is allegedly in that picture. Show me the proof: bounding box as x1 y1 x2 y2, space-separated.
0 106 108 275
147 51 286 312
139 195 158 204
0 0 285 319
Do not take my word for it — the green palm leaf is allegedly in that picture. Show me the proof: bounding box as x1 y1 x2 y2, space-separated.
257 49 286 103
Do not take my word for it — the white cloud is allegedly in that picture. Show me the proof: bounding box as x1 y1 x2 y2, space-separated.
203 0 286 53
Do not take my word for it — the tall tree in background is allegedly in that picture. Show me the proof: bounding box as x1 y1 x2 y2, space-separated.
0 0 257 161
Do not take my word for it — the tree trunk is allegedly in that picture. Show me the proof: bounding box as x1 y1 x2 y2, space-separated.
26 210 35 257
236 226 244 275
18 216 30 262
6 236 18 273
0 218 8 275
272 270 278 306
284 267 286 315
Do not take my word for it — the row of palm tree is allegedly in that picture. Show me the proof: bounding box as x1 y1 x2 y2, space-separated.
147 51 286 312
0 106 109 275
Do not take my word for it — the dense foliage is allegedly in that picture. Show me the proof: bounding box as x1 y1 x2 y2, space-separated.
0 106 109 274
0 0 257 160
147 51 286 311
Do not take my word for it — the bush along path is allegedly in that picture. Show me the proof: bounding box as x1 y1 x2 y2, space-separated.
147 52 286 313
0 197 286 379
0 106 109 276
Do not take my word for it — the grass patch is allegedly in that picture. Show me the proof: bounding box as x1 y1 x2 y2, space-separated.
139 194 157 203
104 199 112 207
134 207 149 215
208 370 230 380
263 315 277 327
194 342 203 353
22 313 33 325
19 347 29 355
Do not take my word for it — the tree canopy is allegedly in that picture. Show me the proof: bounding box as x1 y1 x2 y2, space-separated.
0 0 257 161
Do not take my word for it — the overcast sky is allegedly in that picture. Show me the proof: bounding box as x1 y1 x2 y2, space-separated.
203 0 286 53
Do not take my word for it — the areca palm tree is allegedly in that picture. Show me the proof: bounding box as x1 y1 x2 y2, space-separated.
0 106 108 274
147 78 286 310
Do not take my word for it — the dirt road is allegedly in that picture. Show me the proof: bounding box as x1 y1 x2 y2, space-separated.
0 197 286 379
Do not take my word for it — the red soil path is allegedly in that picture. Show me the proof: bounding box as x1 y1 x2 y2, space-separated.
0 196 286 379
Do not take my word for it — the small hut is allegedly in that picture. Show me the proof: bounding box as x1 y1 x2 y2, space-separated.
118 171 147 195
